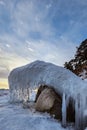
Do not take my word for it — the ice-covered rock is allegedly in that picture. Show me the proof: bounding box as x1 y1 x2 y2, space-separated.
8 60 87 130
35 86 62 120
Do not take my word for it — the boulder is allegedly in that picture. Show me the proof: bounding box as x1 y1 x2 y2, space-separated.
35 85 48 102
35 86 62 120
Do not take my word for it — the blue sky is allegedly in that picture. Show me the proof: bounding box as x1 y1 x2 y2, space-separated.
0 0 87 79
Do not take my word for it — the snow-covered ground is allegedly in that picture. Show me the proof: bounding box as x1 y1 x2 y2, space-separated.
0 90 74 130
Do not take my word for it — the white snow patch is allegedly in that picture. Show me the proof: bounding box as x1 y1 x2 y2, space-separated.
79 69 87 80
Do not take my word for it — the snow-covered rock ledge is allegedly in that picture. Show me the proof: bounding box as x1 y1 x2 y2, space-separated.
8 60 87 130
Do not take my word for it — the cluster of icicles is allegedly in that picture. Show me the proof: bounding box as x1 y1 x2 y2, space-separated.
10 88 37 103
62 93 87 130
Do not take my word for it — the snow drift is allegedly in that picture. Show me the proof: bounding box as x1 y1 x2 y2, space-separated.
8 60 87 130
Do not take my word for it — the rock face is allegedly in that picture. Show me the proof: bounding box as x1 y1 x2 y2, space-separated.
35 86 62 120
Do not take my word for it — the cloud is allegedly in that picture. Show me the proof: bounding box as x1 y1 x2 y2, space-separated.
0 0 5 6
0 48 30 71
0 31 76 74
8 0 55 40
0 65 9 78
25 38 76 66
0 0 87 77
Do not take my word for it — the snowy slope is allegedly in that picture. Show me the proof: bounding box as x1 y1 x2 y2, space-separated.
0 90 74 130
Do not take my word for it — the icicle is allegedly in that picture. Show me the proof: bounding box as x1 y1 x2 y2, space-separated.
75 93 84 130
29 88 38 102
66 95 70 108
22 88 29 102
27 88 30 101
82 94 87 130
19 88 24 102
62 93 67 127
75 94 80 130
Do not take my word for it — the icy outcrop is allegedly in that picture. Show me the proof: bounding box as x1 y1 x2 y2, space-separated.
8 60 87 130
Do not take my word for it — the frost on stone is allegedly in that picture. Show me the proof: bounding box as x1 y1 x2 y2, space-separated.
8 60 87 130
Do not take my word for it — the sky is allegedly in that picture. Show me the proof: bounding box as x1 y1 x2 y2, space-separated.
0 0 87 88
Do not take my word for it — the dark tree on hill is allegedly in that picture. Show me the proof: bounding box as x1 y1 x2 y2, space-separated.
64 39 87 79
